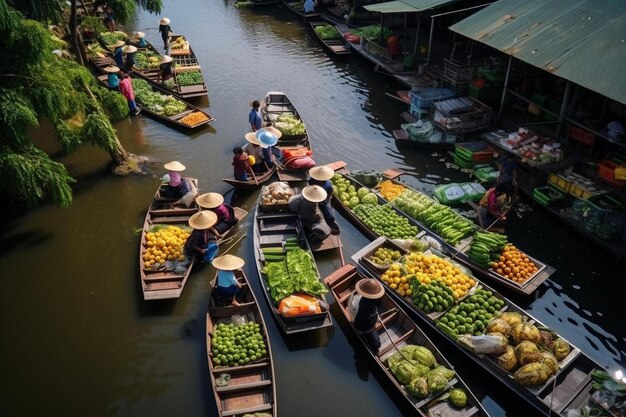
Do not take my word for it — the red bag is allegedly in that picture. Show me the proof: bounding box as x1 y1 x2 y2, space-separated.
285 156 316 170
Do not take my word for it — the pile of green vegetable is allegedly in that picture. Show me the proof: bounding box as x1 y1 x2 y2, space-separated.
134 50 161 70
409 278 454 313
436 287 505 339
211 322 267 367
354 204 419 239
86 43 106 58
314 24 341 40
132 78 187 116
100 31 127 45
387 344 460 402
351 25 392 42
274 114 306 136
177 71 204 86
330 174 378 208
262 247 326 302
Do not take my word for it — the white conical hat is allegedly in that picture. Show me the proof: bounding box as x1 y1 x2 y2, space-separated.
122 45 137 53
163 161 186 172
196 192 224 209
161 55 173 63
212 254 245 271
103 65 120 73
309 165 334 181
160 17 170 25
302 185 327 203
188 210 218 230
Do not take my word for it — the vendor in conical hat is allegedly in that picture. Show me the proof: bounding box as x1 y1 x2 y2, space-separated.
242 130 266 174
245 127 281 172
134 31 147 48
160 161 191 199
158 17 172 49
196 192 239 236
288 185 331 243
158 54 175 84
352 278 385 353
103 65 120 89
122 44 137 71
212 254 245 306
110 39 126 68
308 165 339 235
184 210 218 258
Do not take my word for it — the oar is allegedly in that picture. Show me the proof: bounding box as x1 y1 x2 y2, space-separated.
384 91 409 104
337 241 345 267
220 234 245 255
248 166 259 186
376 311 413 362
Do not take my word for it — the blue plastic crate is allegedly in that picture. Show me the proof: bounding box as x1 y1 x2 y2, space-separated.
410 88 456 109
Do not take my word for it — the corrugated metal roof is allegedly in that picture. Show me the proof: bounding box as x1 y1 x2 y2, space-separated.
449 0 626 105
364 0 457 14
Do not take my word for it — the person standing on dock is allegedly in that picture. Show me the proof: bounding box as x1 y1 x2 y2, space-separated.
308 165 340 235
248 100 263 132
159 17 172 50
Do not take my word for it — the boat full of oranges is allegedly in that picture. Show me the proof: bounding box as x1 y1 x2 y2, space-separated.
491 244 539 284
380 252 476 300
142 225 191 270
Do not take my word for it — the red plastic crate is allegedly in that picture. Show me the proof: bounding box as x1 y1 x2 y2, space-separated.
598 160 626 187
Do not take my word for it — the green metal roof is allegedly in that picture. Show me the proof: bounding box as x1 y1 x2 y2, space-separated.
364 0 457 14
450 0 626 105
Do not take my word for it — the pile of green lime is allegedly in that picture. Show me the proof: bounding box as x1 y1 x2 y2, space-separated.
211 322 267 367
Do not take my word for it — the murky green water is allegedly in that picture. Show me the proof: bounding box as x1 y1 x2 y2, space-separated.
1 1 624 416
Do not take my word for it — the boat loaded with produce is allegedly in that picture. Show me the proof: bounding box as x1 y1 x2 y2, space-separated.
333 168 554 295
252 205 333 334
310 22 351 55
324 264 491 417
128 32 208 99
351 238 613 417
263 91 308 143
139 178 200 300
206 267 277 417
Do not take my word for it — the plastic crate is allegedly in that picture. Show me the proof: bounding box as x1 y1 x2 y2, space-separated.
598 160 626 187
455 141 495 162
569 183 593 199
454 154 475 168
586 194 626 240
409 103 429 119
532 186 565 206
548 173 571 193
410 88 456 109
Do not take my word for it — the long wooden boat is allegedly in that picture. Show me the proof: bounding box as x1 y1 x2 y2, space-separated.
324 264 490 417
253 210 333 334
263 91 308 143
392 128 456 150
206 269 277 417
310 21 351 55
239 0 280 6
139 178 199 300
96 75 214 129
139 182 247 300
222 165 276 190
331 170 554 295
351 239 608 417
282 0 319 20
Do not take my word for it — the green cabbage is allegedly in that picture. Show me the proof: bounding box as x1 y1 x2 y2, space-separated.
407 377 429 399
449 388 468 408
427 371 448 392
357 187 370 199
361 193 378 205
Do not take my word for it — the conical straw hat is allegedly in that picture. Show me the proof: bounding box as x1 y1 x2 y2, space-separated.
161 55 173 63
309 165 334 181
135 31 145 38
122 45 137 53
212 254 245 271
356 278 385 299
110 40 125 48
160 17 170 25
263 125 282 139
164 161 186 171
196 192 224 209
188 210 218 230
302 185 327 203
103 65 120 73
244 132 262 146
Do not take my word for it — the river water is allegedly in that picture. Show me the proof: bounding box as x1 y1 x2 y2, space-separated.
1 1 624 416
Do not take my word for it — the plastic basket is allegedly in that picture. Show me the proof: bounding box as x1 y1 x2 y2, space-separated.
598 160 626 188
410 88 456 109
532 186 565 206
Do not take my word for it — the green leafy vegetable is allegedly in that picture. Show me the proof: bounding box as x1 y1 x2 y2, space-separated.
274 114 306 136
314 24 341 40
261 248 326 302
177 71 204 86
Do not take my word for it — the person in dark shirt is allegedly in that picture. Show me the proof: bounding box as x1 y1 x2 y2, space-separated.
353 278 385 353
184 211 218 258
308 165 339 234
160 161 190 198
159 17 172 50
232 147 249 181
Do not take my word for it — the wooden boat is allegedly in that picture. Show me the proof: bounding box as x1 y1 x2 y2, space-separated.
263 91 308 143
324 264 490 417
392 128 456 150
331 170 554 295
351 239 607 417
96 74 214 129
206 269 277 417
282 0 318 20
222 165 276 190
241 0 281 6
139 182 247 300
253 210 333 334
139 178 199 300
310 21 351 55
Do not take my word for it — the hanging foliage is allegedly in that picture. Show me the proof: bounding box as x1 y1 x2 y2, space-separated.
81 112 118 152
55 120 83 154
93 86 130 120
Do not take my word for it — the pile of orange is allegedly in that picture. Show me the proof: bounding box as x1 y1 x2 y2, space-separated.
491 244 538 283
143 226 190 269
381 253 476 299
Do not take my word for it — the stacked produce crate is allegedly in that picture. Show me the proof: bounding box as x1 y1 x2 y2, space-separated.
454 141 495 169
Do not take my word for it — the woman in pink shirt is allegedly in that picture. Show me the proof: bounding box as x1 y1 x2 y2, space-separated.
118 71 141 116
196 192 238 236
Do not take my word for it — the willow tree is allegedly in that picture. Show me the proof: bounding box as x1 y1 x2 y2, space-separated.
0 1 131 208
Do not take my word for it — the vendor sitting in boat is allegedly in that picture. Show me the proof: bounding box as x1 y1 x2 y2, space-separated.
158 55 174 84
196 192 238 237
308 165 339 235
211 254 244 307
110 40 126 68
122 45 137 72
350 278 385 354
478 182 510 229
184 210 218 261
160 161 191 199
104 65 120 89
288 185 331 243
134 31 147 48
242 127 281 173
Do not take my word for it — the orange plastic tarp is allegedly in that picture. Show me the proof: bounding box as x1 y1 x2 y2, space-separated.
278 294 321 317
